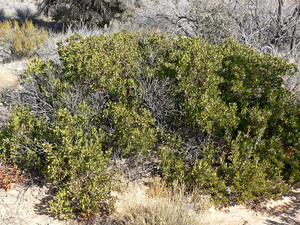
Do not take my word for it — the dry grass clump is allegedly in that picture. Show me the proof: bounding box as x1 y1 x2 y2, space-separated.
114 176 213 225
0 18 49 61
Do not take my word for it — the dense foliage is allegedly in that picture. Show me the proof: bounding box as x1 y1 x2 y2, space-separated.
1 31 299 218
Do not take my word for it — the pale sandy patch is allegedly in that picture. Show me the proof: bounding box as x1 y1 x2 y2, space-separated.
0 184 79 225
0 68 18 91
201 188 300 225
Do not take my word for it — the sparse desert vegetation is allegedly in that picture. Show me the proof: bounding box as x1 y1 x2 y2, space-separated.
0 0 299 224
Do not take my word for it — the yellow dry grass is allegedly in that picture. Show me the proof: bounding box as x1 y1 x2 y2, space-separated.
113 176 213 225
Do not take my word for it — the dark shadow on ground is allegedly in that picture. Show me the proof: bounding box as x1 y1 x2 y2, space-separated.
34 186 89 225
33 188 55 217
263 189 300 225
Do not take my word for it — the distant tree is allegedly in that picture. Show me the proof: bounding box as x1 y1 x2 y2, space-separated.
38 0 128 27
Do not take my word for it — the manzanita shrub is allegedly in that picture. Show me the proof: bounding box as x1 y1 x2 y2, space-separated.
0 104 114 219
44 104 114 219
1 31 299 218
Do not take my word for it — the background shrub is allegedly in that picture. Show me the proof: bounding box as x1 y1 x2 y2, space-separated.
38 0 130 27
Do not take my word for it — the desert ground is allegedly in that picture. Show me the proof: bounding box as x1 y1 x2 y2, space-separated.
0 178 299 225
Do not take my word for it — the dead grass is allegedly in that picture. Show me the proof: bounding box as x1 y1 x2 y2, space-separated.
113 176 213 225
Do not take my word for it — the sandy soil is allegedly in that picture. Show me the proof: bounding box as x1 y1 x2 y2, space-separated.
0 59 31 91
0 68 18 91
0 184 77 225
201 188 300 225
1 181 299 225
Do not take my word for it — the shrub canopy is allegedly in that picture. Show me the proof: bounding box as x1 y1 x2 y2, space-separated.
1 32 299 218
